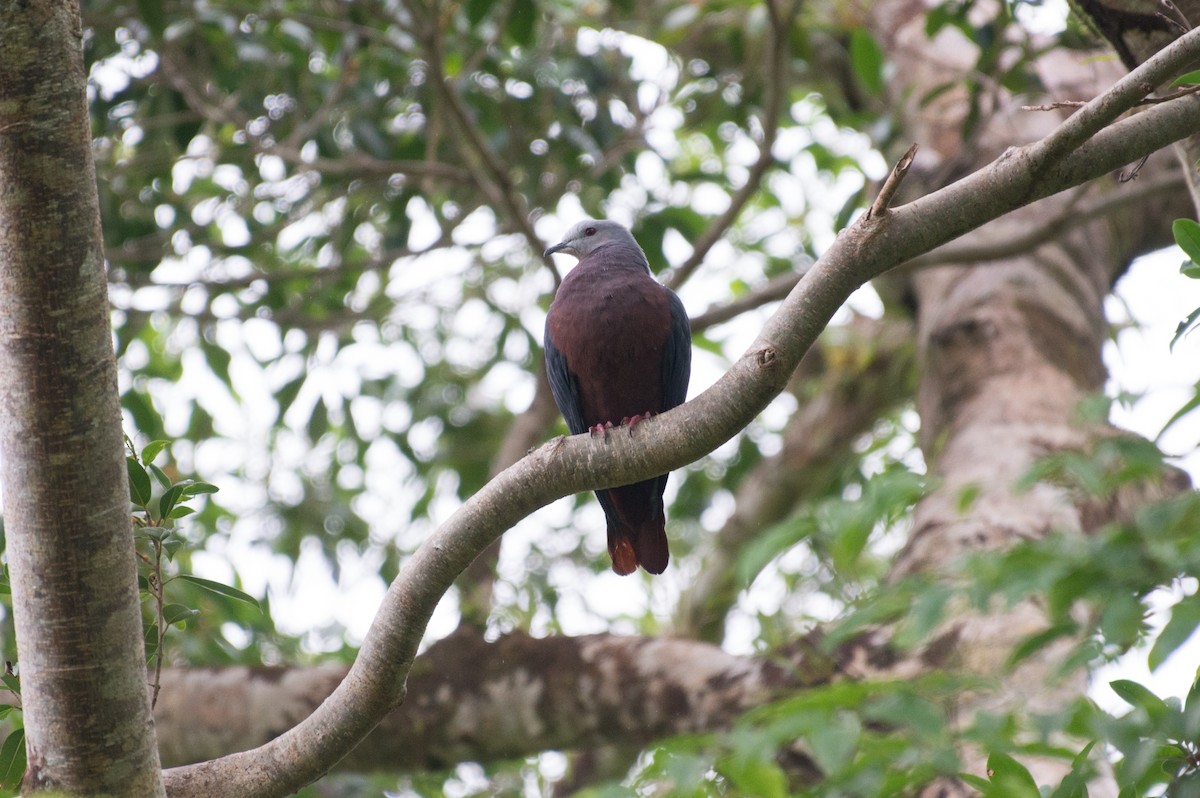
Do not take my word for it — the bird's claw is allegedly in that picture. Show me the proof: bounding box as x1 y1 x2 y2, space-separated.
621 412 653 436
589 421 614 438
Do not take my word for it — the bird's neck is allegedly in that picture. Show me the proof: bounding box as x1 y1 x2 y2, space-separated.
581 242 652 275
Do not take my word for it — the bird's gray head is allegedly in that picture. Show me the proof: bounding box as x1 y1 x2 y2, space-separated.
543 219 646 261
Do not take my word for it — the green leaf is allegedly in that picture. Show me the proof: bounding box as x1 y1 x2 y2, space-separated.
0 729 25 790
466 0 492 25
1152 381 1200 441
984 752 1041 798
507 0 536 48
136 0 165 36
1006 622 1077 668
148 463 172 489
718 753 786 798
807 711 861 773
200 337 234 391
144 625 158 660
1175 218 1200 265
1049 741 1094 798
162 603 199 626
1109 679 1170 723
1171 306 1200 351
1 675 19 696
179 481 219 497
140 439 170 465
1098 593 1146 648
1148 594 1200 671
168 506 196 519
959 773 991 791
158 485 184 520
849 29 886 96
174 575 261 609
162 537 184 561
127 457 152 506
1171 69 1200 86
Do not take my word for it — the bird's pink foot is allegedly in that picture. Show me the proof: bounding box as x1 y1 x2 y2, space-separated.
589 421 614 438
621 412 654 435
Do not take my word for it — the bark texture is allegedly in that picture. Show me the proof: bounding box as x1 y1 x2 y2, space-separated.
0 1 164 794
153 630 833 770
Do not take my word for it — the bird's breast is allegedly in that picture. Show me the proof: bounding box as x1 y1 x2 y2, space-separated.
547 268 674 424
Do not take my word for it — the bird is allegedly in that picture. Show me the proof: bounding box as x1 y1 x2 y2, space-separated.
543 219 692 575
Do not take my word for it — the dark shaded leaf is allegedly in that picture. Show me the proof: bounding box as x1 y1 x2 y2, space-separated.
0 729 24 790
158 485 184 520
849 29 885 95
127 457 152 506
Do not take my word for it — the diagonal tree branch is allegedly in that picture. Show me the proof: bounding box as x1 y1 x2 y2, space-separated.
155 629 834 770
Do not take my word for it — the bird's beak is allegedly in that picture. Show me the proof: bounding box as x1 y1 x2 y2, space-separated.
544 240 571 258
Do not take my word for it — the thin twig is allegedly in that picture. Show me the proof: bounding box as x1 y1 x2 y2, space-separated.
690 267 810 331
1119 153 1152 181
1022 100 1087 111
1031 28 1200 163
150 538 166 710
1158 0 1192 34
1023 83 1200 112
867 143 919 219
1140 83 1200 103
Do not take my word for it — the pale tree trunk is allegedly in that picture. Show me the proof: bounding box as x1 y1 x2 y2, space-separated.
0 1 164 794
862 1 1195 794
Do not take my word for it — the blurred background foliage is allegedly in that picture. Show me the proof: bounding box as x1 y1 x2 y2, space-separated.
0 0 1195 794
82 0 914 660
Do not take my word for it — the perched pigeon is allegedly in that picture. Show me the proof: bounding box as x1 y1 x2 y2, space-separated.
543 220 692 575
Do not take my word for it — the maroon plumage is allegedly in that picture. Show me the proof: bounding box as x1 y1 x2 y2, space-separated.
544 220 691 575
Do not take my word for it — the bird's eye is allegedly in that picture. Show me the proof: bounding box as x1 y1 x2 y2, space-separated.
585 227 597 236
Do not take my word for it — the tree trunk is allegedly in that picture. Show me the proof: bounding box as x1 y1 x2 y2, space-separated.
0 1 164 793
865 3 1195 793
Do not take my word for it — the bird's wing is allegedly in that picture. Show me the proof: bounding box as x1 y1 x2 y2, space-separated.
661 288 692 411
544 325 588 435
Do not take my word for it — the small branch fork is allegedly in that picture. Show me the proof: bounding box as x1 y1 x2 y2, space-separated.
866 143 919 220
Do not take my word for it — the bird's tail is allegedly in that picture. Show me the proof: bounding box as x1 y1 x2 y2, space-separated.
599 481 669 575
607 520 668 575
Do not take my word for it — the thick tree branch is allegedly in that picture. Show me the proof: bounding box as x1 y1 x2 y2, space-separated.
161 28 1200 797
155 630 831 770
